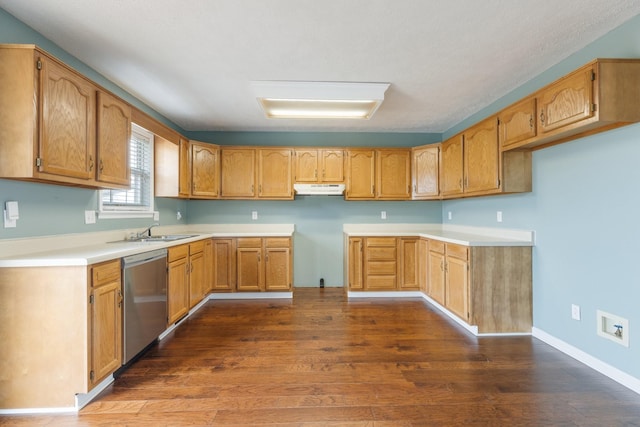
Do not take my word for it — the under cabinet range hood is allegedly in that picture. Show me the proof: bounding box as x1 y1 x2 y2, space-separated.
294 183 345 196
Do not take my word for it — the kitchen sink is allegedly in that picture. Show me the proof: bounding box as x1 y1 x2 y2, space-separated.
110 234 199 243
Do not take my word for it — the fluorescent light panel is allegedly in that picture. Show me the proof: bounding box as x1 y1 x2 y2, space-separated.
252 81 389 120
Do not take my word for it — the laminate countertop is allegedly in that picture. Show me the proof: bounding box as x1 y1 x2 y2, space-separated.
343 224 534 247
0 224 295 267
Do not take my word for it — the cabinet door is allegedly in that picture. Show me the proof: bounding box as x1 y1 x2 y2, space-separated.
189 249 205 308
321 149 344 182
412 144 440 199
440 134 464 197
295 149 319 182
212 238 236 291
445 247 469 322
428 248 445 305
376 149 411 199
348 237 364 290
538 64 594 134
178 138 191 198
40 57 96 180
498 97 536 150
96 91 130 187
265 247 291 291
191 141 219 198
237 246 263 291
258 148 293 199
90 260 122 386
167 256 189 324
221 148 256 198
203 239 213 295
464 117 499 194
346 149 375 199
399 238 419 289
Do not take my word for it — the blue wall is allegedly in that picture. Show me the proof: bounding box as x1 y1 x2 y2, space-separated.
1 5 640 384
442 15 640 379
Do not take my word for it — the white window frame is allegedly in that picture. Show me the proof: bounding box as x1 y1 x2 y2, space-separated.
98 123 158 219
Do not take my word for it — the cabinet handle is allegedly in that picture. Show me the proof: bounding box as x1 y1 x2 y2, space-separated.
266 254 269 262
257 254 261 262
89 155 94 171
529 115 534 129
444 262 448 273
99 159 104 172
118 290 123 308
440 260 444 271
251 184 254 193
413 184 416 192
540 109 545 125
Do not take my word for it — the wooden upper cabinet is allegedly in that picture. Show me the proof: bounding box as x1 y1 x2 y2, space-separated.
538 64 594 134
345 149 376 199
154 136 180 197
221 147 256 198
498 97 536 150
376 149 411 200
412 144 440 199
463 117 499 194
178 138 191 198
39 54 97 181
258 148 293 199
190 141 219 198
294 149 319 182
294 148 344 183
96 91 131 188
440 134 464 197
321 149 344 182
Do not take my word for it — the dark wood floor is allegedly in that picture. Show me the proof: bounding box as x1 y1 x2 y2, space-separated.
2 288 639 426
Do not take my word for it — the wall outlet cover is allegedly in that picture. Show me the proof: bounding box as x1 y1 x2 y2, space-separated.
571 304 581 321
84 210 96 225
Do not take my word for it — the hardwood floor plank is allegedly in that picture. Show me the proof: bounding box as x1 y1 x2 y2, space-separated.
3 288 639 426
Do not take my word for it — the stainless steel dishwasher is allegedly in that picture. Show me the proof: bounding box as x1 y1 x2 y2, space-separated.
122 248 168 364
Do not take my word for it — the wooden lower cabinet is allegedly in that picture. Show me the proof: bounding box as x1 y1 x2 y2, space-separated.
188 240 208 308
212 238 236 291
0 260 123 409
236 237 292 292
89 259 123 386
167 245 190 324
347 235 532 333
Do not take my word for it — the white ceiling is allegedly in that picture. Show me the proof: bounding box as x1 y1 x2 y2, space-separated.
2 0 640 133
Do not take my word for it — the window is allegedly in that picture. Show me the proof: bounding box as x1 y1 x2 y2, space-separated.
99 124 156 218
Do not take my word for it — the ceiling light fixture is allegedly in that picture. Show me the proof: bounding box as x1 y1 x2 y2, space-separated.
251 81 390 120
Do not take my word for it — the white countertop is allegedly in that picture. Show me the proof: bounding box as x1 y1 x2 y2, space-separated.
343 224 534 246
0 224 295 267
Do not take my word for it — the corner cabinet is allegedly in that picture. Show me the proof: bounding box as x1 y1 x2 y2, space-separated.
0 44 130 189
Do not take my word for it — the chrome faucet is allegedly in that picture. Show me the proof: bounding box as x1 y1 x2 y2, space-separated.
137 222 159 238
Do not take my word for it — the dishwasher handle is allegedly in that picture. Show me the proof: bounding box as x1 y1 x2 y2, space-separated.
122 249 167 268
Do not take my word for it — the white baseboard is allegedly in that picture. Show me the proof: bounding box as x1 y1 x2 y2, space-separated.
347 290 423 298
532 327 640 395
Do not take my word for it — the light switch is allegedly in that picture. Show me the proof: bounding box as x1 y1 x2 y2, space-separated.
84 210 96 224
252 211 258 220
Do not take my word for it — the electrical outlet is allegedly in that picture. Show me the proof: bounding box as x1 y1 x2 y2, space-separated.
448 211 452 220
381 211 387 219
252 211 258 220
497 211 503 222
176 211 182 220
571 304 581 321
84 210 96 224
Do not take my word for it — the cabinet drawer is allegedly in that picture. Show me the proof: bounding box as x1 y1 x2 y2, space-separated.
446 243 469 260
265 237 290 248
91 259 121 287
367 246 396 260
366 275 397 289
428 239 445 254
237 237 262 248
366 237 396 247
368 260 396 275
189 240 205 254
168 244 189 262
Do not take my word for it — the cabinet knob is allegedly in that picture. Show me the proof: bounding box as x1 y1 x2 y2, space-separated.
540 109 545 125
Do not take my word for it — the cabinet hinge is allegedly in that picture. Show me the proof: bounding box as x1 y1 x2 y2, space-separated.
89 370 95 381
591 70 596 81
89 294 94 304
36 59 42 70
35 157 42 167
